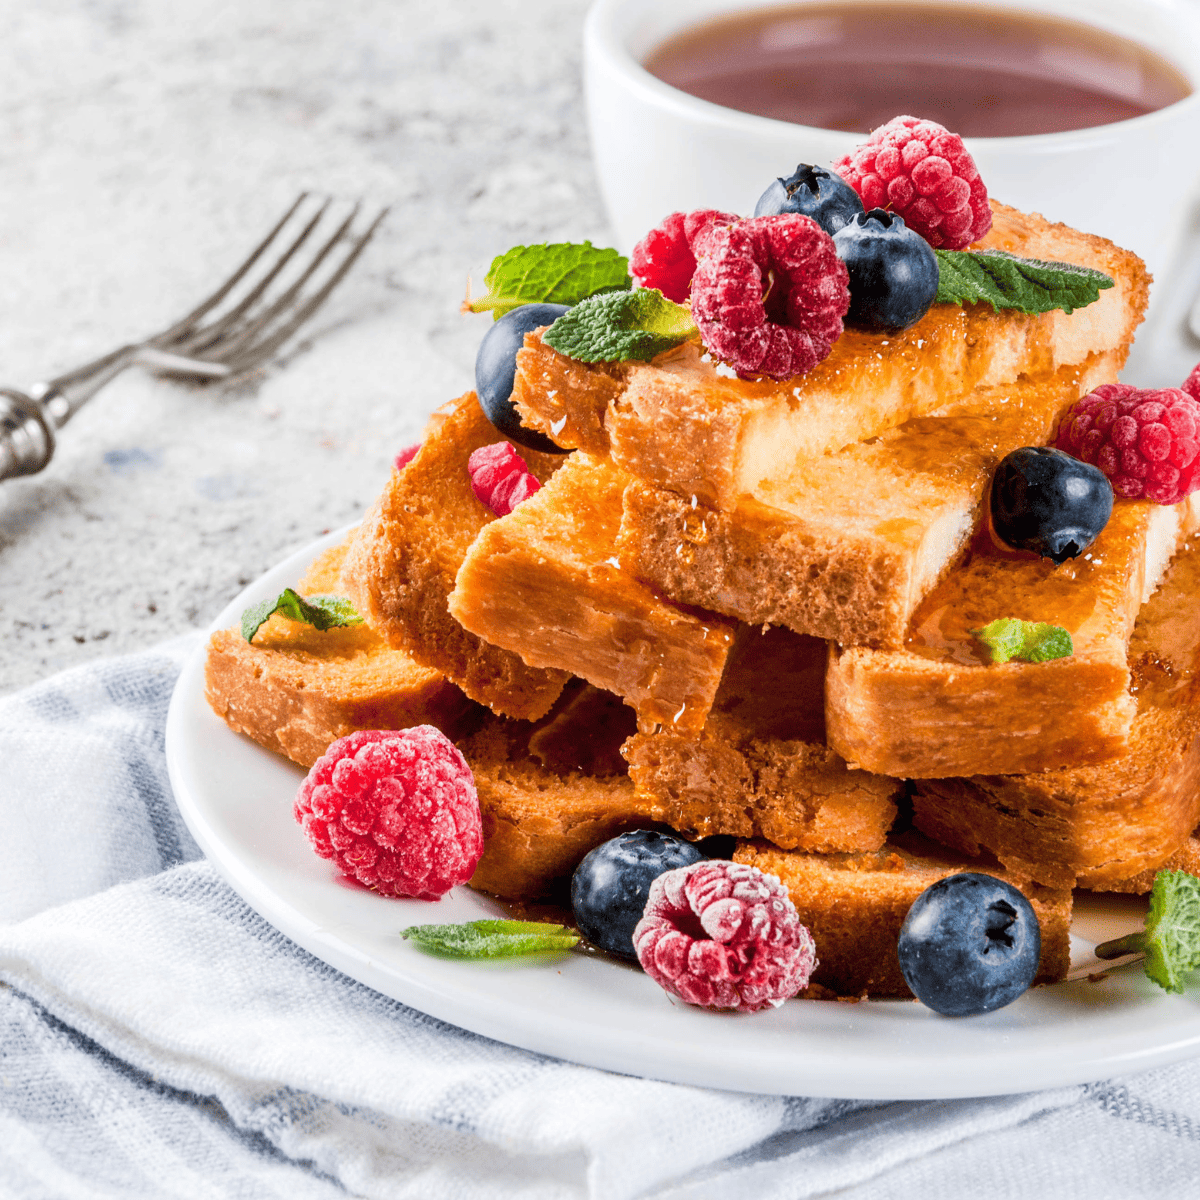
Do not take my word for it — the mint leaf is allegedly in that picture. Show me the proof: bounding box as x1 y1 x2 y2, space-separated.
1144 871 1200 994
972 618 1073 664
935 250 1114 315
241 589 363 643
465 243 631 318
401 919 581 958
1020 623 1074 662
543 288 698 362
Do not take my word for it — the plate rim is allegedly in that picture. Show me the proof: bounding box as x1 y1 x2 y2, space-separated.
165 526 1200 1099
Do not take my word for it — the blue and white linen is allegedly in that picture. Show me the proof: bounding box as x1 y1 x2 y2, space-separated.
1 643 1198 1197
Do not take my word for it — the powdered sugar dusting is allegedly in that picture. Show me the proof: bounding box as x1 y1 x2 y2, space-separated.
295 727 483 900
633 860 817 1012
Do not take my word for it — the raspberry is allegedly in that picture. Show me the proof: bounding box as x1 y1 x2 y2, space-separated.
833 115 991 250
1184 361 1200 404
632 860 817 1012
294 727 482 900
394 443 421 472
689 214 849 380
629 209 739 302
1054 383 1200 505
467 442 541 516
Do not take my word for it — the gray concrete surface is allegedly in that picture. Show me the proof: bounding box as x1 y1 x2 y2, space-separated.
0 0 604 693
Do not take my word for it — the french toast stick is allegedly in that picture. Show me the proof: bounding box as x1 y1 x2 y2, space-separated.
736 832 1072 997
912 540 1200 889
826 495 1200 778
449 453 737 734
205 541 479 767
617 351 1122 647
623 624 901 851
340 392 571 721
513 204 1149 509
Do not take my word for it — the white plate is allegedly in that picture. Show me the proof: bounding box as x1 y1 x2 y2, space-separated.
166 529 1200 1100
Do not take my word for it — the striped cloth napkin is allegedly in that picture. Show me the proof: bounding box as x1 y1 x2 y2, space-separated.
2 640 1199 1198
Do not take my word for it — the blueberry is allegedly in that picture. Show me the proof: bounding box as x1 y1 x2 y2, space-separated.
897 873 1041 1016
571 830 706 959
753 164 864 236
475 303 571 453
991 446 1113 565
831 209 939 332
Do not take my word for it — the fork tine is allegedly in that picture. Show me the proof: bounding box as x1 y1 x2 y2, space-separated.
20 195 384 456
219 207 390 377
184 202 362 360
169 201 355 362
150 193 311 345
165 198 334 355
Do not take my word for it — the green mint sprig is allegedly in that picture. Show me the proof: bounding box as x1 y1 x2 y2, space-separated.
1095 870 1200 994
240 589 363 643
401 919 581 958
543 288 698 362
972 618 1073 664
935 249 1114 315
464 242 631 319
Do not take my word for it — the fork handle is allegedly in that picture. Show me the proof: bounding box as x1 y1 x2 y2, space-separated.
0 344 140 483
33 343 139 426
0 389 56 482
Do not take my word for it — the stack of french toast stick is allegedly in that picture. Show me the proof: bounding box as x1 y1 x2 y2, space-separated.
206 202 1200 999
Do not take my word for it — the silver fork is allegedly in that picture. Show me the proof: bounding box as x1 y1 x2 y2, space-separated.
0 194 389 483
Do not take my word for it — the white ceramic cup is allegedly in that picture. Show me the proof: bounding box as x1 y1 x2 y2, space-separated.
584 0 1200 292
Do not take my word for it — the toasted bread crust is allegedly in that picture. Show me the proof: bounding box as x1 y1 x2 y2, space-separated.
616 352 1124 648
914 708 1200 889
626 732 899 852
462 717 654 899
736 833 1072 997
826 497 1200 778
623 626 900 850
205 626 477 767
450 453 736 734
460 689 652 899
1103 832 1200 894
911 546 1200 888
513 203 1150 509
340 392 571 720
203 542 478 767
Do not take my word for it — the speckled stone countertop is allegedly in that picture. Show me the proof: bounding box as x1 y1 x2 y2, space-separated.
0 0 604 693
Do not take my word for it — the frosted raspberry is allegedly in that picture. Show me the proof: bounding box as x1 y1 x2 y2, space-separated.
1054 383 1200 505
629 209 740 302
689 214 849 380
467 442 541 516
633 860 817 1012
1184 361 1200 404
833 115 991 250
294 727 482 900
394 443 421 471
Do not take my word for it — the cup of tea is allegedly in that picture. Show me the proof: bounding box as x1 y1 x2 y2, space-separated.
584 0 1200 290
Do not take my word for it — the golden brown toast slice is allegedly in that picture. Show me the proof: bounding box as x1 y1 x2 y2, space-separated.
735 831 1072 997
1103 831 1200 894
213 542 900 881
623 624 901 852
449 453 737 735
204 541 479 767
340 392 571 721
465 640 901 898
513 204 1149 510
617 351 1122 648
911 542 1200 889
826 494 1200 779
462 694 652 900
